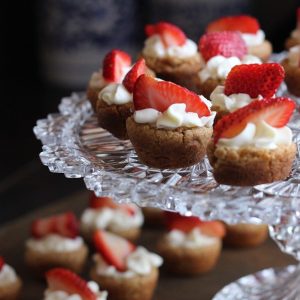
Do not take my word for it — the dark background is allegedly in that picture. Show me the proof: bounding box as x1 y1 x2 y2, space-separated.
0 0 298 224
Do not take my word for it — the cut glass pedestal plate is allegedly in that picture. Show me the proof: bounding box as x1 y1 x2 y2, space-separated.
34 87 300 299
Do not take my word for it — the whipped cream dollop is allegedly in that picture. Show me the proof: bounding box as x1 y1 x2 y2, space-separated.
26 234 83 253
199 55 262 83
134 101 215 129
211 86 263 113
44 281 107 300
142 35 198 59
0 265 18 286
166 228 219 248
94 246 163 278
287 45 300 67
291 29 300 40
99 83 132 105
81 206 143 232
241 29 265 46
217 120 293 149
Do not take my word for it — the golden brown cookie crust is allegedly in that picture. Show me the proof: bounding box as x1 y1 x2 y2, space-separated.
281 58 300 97
0 276 22 300
157 235 221 275
224 223 268 248
285 36 300 50
207 142 296 186
126 117 213 169
90 266 159 300
194 77 225 99
247 40 272 62
142 207 164 227
96 99 133 140
87 72 106 111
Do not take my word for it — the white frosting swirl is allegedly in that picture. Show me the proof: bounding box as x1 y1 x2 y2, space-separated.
134 102 215 129
99 83 132 105
199 55 262 83
166 228 219 248
211 86 262 113
241 29 265 46
26 235 83 253
217 120 293 149
291 29 300 40
288 45 300 67
142 35 198 59
94 246 163 278
81 206 143 232
44 281 107 300
0 265 18 286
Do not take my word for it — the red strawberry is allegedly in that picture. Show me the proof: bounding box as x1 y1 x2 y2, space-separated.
214 97 296 143
206 15 260 34
198 221 226 238
0 257 4 271
133 75 210 117
199 31 247 62
93 230 135 272
224 63 285 98
31 212 79 239
102 49 131 82
123 58 146 93
46 268 97 300
145 22 186 47
89 194 135 216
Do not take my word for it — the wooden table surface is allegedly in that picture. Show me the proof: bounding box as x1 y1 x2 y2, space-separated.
0 190 296 300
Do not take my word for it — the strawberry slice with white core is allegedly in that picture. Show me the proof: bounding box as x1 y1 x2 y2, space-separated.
214 97 296 144
133 75 211 117
145 22 186 47
102 49 131 83
0 257 4 271
122 58 147 93
93 230 135 272
46 268 97 300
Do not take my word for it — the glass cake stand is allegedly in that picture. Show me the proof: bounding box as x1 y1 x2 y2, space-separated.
34 89 300 299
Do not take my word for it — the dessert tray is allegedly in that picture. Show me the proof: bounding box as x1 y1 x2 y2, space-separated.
34 55 300 299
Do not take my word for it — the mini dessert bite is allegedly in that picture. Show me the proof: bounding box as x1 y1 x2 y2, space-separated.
87 49 132 111
126 75 215 169
142 21 202 91
25 212 88 275
90 230 163 300
207 97 296 186
281 45 300 97
81 194 144 241
0 257 22 300
224 223 269 248
196 31 261 98
142 207 164 227
206 15 272 61
157 212 224 275
96 58 149 139
211 63 285 122
285 8 300 49
44 268 108 300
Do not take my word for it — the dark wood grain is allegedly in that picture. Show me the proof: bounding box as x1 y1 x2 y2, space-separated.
0 190 296 300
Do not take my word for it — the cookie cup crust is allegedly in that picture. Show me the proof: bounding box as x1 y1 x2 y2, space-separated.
247 40 272 62
90 266 159 300
96 99 133 140
157 235 221 275
126 117 212 169
207 142 296 186
281 58 300 97
86 71 106 111
194 76 225 99
0 276 22 300
24 243 88 275
224 223 268 248
285 36 300 50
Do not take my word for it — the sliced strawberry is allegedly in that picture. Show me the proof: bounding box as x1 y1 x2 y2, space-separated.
31 212 79 239
102 49 131 82
0 257 4 271
46 268 97 300
123 58 146 93
206 15 260 34
133 75 210 117
145 22 186 47
93 230 135 272
199 31 247 62
214 97 296 143
224 63 285 98
198 221 226 238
